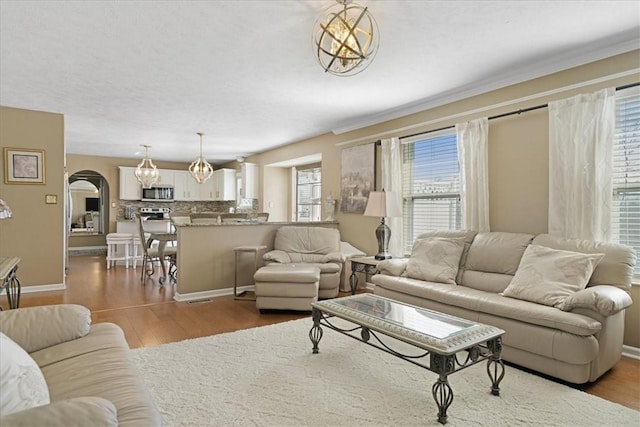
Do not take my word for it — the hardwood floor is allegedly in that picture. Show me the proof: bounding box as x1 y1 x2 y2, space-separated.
12 255 640 411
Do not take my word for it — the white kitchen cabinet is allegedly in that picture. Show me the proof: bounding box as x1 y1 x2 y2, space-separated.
240 162 259 199
157 169 175 186
173 171 198 201
198 176 216 201
119 166 141 200
213 168 236 201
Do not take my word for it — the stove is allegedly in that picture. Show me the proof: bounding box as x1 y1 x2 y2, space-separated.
140 207 170 220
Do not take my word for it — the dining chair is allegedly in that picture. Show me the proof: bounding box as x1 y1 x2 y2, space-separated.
134 213 177 283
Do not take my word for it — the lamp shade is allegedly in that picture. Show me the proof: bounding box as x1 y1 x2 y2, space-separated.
363 191 402 218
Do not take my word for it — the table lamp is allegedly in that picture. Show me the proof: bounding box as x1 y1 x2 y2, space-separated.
363 190 402 260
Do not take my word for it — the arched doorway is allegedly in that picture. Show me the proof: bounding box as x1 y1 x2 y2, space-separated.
68 170 110 253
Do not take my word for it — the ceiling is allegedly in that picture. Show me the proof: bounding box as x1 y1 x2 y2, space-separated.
1 1 638 164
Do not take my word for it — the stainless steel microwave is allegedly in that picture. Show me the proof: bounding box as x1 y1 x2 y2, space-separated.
141 185 174 202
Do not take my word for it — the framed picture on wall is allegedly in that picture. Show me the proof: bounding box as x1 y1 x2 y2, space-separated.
3 147 46 184
340 143 375 214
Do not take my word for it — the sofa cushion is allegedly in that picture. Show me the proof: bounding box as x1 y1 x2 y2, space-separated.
0 333 50 417
0 304 91 353
457 270 514 293
502 245 604 310
417 229 477 283
532 233 636 292
463 232 534 275
404 237 465 284
274 226 340 254
31 323 163 427
371 274 602 336
0 397 118 427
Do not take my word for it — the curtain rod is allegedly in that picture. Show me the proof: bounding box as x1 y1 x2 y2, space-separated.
382 81 640 143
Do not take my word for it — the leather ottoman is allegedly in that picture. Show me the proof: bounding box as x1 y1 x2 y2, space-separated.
254 264 320 311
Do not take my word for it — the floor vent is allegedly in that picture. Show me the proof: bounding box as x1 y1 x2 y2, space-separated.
187 299 212 304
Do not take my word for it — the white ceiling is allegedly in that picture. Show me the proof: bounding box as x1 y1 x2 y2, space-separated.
1 1 638 164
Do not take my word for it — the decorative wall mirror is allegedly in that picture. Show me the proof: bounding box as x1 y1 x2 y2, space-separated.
68 170 109 235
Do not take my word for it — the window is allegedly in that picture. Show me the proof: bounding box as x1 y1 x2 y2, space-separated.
612 87 640 277
296 166 321 222
401 131 460 253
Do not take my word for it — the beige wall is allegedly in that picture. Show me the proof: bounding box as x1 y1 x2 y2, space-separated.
0 106 65 287
625 286 640 346
488 108 549 234
263 166 289 222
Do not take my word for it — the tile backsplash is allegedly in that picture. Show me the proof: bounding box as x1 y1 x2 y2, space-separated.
117 199 259 220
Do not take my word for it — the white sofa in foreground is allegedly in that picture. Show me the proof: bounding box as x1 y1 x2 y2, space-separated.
0 304 162 426
372 231 636 384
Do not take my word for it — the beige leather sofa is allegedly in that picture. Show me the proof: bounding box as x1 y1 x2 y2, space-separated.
0 304 162 426
372 231 636 384
263 226 343 298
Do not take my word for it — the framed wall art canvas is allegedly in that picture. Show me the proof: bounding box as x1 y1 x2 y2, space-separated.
340 143 375 214
4 148 46 184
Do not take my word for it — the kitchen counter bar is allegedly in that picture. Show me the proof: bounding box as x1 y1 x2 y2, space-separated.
173 221 338 300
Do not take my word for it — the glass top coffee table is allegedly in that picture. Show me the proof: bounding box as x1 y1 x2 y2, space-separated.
309 294 505 425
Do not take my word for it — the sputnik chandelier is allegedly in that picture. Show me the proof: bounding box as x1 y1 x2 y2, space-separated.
188 132 213 184
134 144 159 189
313 0 379 76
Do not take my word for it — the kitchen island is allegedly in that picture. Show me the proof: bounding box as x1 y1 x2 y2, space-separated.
173 221 338 301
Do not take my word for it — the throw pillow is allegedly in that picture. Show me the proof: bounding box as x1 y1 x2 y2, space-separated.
501 245 604 310
0 332 50 417
403 237 465 284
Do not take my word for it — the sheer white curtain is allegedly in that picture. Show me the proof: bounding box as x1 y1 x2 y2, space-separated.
548 88 615 241
456 118 490 232
381 137 404 257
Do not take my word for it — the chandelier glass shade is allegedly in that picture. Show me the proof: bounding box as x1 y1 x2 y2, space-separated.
189 132 213 184
134 145 159 189
313 0 379 76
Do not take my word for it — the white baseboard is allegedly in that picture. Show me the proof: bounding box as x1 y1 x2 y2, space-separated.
622 345 640 360
20 283 66 293
174 285 254 303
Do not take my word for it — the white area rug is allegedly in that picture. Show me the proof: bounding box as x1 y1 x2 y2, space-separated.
132 318 639 426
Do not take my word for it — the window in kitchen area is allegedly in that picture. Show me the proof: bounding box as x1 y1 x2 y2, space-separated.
296 165 322 222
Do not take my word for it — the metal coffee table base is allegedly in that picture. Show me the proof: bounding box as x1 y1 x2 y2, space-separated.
309 308 505 425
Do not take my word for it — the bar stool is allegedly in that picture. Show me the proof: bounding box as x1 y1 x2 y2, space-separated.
106 233 133 269
233 245 267 300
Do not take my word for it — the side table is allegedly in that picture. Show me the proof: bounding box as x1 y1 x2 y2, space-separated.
349 256 380 295
0 257 21 310
233 245 267 300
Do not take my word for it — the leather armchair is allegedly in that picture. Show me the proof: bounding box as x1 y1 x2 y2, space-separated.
263 226 343 298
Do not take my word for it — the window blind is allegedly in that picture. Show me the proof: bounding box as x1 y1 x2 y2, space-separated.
613 87 640 277
401 132 460 253
296 167 322 222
